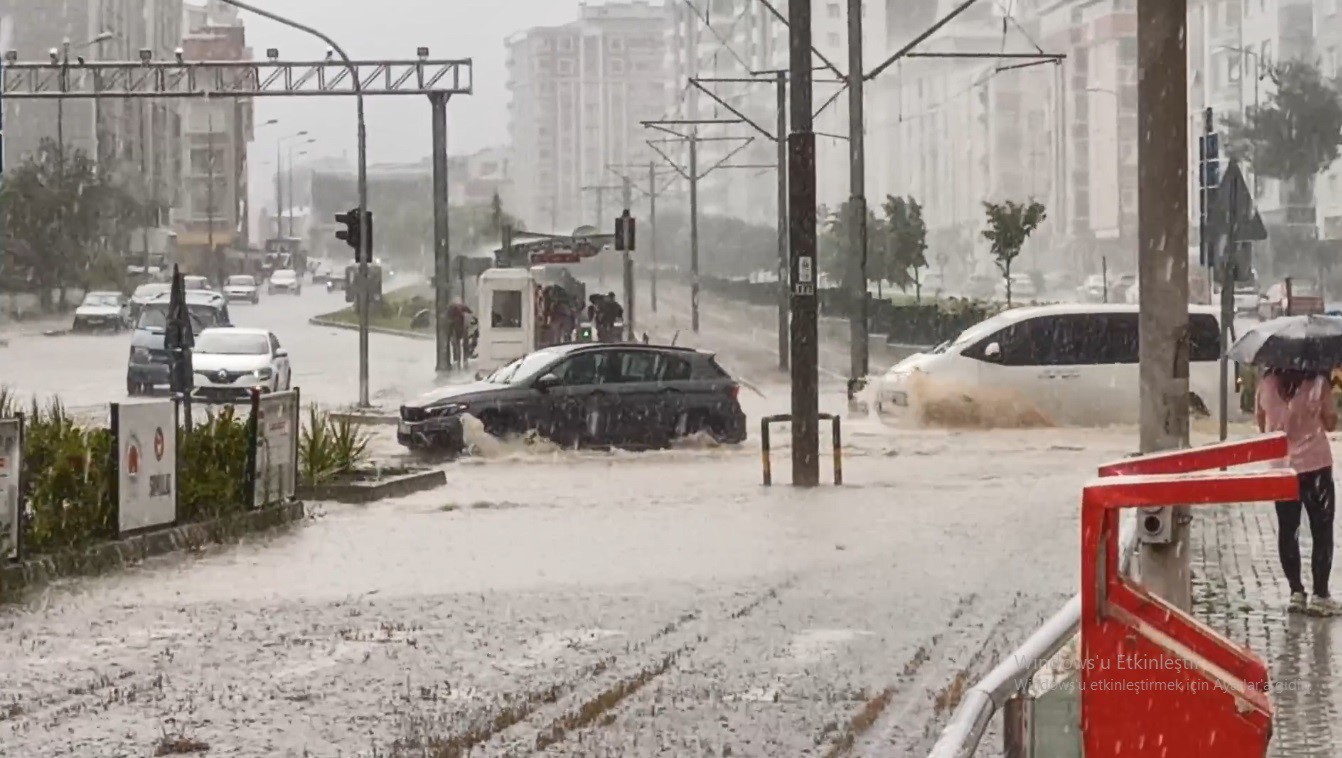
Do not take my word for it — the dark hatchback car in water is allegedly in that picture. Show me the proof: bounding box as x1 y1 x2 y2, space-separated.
398 343 748 452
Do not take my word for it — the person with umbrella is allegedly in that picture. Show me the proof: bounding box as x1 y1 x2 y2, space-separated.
1233 315 1342 616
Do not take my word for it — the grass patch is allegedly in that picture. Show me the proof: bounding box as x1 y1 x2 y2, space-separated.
318 283 434 333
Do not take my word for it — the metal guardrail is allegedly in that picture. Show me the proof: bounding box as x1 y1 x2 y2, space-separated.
760 413 842 485
925 513 1137 758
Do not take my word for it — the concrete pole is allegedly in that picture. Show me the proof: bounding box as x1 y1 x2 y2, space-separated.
789 0 820 487
1137 0 1192 611
689 132 700 333
274 139 282 240
430 92 452 373
846 0 869 385
776 71 790 371
649 160 658 313
622 175 634 339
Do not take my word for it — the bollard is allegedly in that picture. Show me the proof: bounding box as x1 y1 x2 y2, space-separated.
831 414 843 485
761 417 772 486
1003 693 1034 758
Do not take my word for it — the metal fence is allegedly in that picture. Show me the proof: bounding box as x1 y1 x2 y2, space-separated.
926 512 1136 758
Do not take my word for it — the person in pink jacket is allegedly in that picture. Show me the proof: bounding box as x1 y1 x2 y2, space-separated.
1257 368 1340 616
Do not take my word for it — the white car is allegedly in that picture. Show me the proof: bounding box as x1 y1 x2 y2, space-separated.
268 269 302 295
1077 274 1107 303
183 275 212 291
191 327 292 402
994 273 1037 302
72 291 130 332
224 274 261 304
873 303 1233 426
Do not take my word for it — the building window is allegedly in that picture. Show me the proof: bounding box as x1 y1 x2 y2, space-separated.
827 32 841 46
610 36 623 51
559 36 574 52
558 58 575 76
611 59 625 75
827 2 840 18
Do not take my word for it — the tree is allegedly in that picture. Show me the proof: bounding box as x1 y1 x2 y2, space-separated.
1 139 142 309
982 199 1047 306
880 195 929 302
821 200 880 288
1222 61 1342 208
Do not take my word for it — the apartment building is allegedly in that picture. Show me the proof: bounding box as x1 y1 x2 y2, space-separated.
506 1 671 233
174 0 254 262
0 0 184 229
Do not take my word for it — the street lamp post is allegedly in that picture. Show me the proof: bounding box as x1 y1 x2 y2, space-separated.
53 31 114 166
276 130 309 238
286 137 316 237
1085 87 1123 242
215 0 372 408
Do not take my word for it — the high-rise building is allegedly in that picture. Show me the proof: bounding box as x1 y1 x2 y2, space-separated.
505 1 671 232
174 0 254 268
0 0 184 235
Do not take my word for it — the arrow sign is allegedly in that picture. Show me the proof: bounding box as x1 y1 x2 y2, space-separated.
1210 160 1268 243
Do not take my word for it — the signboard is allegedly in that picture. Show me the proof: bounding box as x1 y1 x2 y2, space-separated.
113 400 178 536
0 417 21 562
251 389 299 507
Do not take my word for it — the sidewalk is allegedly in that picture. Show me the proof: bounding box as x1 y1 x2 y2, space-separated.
1190 505 1342 755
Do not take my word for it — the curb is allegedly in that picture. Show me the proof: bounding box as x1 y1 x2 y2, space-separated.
328 410 400 426
0 501 306 604
309 316 434 341
298 468 447 504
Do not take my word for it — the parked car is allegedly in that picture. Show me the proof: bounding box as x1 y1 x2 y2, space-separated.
183 275 212 291
191 327 292 402
873 303 1231 426
994 273 1037 302
126 291 232 396
72 291 130 332
268 269 302 295
224 274 261 304
1109 274 1137 303
1077 274 1107 303
397 343 747 454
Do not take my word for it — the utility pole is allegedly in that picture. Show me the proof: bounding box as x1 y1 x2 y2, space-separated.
274 139 283 240
847 0 869 387
621 174 634 339
207 112 219 287
789 0 820 487
1136 0 1192 611
689 131 700 333
650 160 658 313
777 71 789 371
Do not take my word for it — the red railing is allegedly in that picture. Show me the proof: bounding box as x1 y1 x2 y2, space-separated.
1081 433 1294 757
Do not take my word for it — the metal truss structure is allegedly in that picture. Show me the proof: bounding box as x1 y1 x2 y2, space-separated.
0 58 472 98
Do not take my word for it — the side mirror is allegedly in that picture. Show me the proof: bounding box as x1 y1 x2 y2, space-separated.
534 373 561 392
275 348 288 358
983 342 1002 360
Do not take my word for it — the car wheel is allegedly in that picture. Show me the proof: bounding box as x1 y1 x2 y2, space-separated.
476 411 513 439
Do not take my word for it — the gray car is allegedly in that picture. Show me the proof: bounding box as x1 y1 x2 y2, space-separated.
398 343 747 453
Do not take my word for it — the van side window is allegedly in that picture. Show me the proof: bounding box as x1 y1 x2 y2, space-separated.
1103 314 1140 364
965 319 1047 366
1039 314 1113 365
1189 314 1221 362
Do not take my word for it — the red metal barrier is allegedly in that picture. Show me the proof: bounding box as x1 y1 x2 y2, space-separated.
1082 434 1296 758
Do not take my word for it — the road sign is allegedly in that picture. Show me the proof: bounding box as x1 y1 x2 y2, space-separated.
126 439 141 477
1210 161 1268 243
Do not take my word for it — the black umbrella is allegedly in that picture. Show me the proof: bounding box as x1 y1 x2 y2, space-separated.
164 265 195 398
1227 314 1342 372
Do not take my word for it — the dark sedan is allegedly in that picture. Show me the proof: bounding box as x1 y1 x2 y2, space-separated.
398 343 747 453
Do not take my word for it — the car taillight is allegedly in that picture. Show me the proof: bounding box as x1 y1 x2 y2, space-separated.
729 384 740 400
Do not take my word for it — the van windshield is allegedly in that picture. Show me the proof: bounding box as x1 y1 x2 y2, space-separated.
136 304 221 334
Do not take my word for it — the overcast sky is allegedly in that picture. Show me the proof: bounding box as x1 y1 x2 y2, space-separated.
246 0 584 169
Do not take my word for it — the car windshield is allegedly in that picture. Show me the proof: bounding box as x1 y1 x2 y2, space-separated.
136 304 221 334
82 293 120 307
195 331 269 355
184 278 207 289
485 350 562 384
273 270 297 281
133 284 169 300
228 276 256 286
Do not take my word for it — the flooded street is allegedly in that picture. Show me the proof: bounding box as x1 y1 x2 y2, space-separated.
0 393 1133 756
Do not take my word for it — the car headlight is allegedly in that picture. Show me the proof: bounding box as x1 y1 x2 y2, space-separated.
428 403 467 417
252 368 274 380
130 346 150 362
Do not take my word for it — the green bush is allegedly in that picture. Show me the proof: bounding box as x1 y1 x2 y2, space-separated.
178 405 251 522
298 404 371 486
1 389 253 556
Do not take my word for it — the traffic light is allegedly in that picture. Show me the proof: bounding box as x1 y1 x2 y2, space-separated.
334 208 374 262
614 212 636 252
1199 133 1222 192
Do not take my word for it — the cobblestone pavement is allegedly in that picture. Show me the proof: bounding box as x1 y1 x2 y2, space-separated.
1191 503 1342 758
